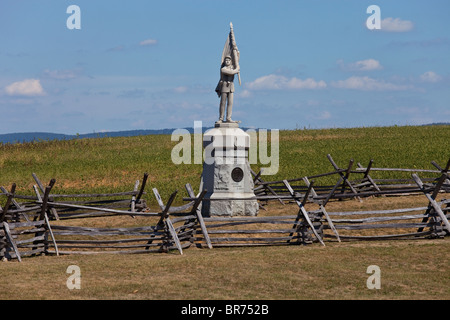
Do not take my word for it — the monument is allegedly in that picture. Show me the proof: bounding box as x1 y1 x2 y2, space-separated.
200 23 259 217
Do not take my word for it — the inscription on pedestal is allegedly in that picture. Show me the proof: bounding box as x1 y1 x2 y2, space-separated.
201 125 259 217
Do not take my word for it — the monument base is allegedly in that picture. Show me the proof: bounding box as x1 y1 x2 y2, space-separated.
214 121 241 128
200 123 259 217
202 192 259 217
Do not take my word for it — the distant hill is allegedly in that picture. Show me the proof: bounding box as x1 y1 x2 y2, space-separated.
0 127 228 144
422 122 450 126
0 132 69 144
0 129 182 144
0 123 447 144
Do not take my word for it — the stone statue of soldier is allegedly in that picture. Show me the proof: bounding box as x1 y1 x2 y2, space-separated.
215 55 240 123
201 22 259 217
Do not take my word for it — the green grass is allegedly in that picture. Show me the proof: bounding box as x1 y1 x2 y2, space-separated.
276 125 449 183
1 125 448 206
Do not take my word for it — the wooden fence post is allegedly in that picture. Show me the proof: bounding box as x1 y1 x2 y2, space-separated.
340 159 354 196
283 180 325 246
0 186 29 222
301 179 314 207
32 174 59 220
38 179 55 220
357 160 382 194
2 222 21 262
303 178 341 242
251 169 284 205
136 172 149 203
431 158 450 190
165 217 183 255
327 154 361 201
323 177 344 206
431 158 450 176
0 183 16 222
185 184 212 249
412 174 450 233
152 190 183 253
33 179 56 254
44 212 59 256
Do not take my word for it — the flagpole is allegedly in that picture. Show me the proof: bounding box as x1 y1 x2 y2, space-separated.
229 22 241 86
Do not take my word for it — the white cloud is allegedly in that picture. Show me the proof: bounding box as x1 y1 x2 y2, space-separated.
419 71 442 83
331 76 412 91
339 59 383 71
381 17 414 32
4 79 46 96
246 74 326 90
139 39 158 46
239 89 252 98
173 86 188 93
42 68 81 80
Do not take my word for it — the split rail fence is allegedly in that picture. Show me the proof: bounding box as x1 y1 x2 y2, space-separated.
253 154 450 203
1 155 449 261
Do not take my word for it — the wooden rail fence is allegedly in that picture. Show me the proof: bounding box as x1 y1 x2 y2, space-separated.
1 156 449 261
252 155 450 204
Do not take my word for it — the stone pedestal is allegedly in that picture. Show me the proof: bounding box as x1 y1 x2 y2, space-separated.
200 122 259 217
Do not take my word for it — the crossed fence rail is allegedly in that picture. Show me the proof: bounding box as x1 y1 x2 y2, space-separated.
1 155 449 261
252 154 450 203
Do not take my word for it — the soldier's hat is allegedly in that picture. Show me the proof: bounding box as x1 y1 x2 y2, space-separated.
224 55 232 60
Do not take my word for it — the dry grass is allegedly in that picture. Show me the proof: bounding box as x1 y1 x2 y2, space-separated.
1 238 448 300
1 195 449 300
1 125 449 300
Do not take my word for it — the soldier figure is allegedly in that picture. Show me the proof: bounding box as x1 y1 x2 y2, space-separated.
215 55 240 123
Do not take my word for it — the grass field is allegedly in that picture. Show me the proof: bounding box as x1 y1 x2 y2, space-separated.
0 125 449 300
1 236 449 300
1 125 449 206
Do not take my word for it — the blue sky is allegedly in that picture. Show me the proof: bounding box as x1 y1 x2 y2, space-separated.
0 0 449 135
